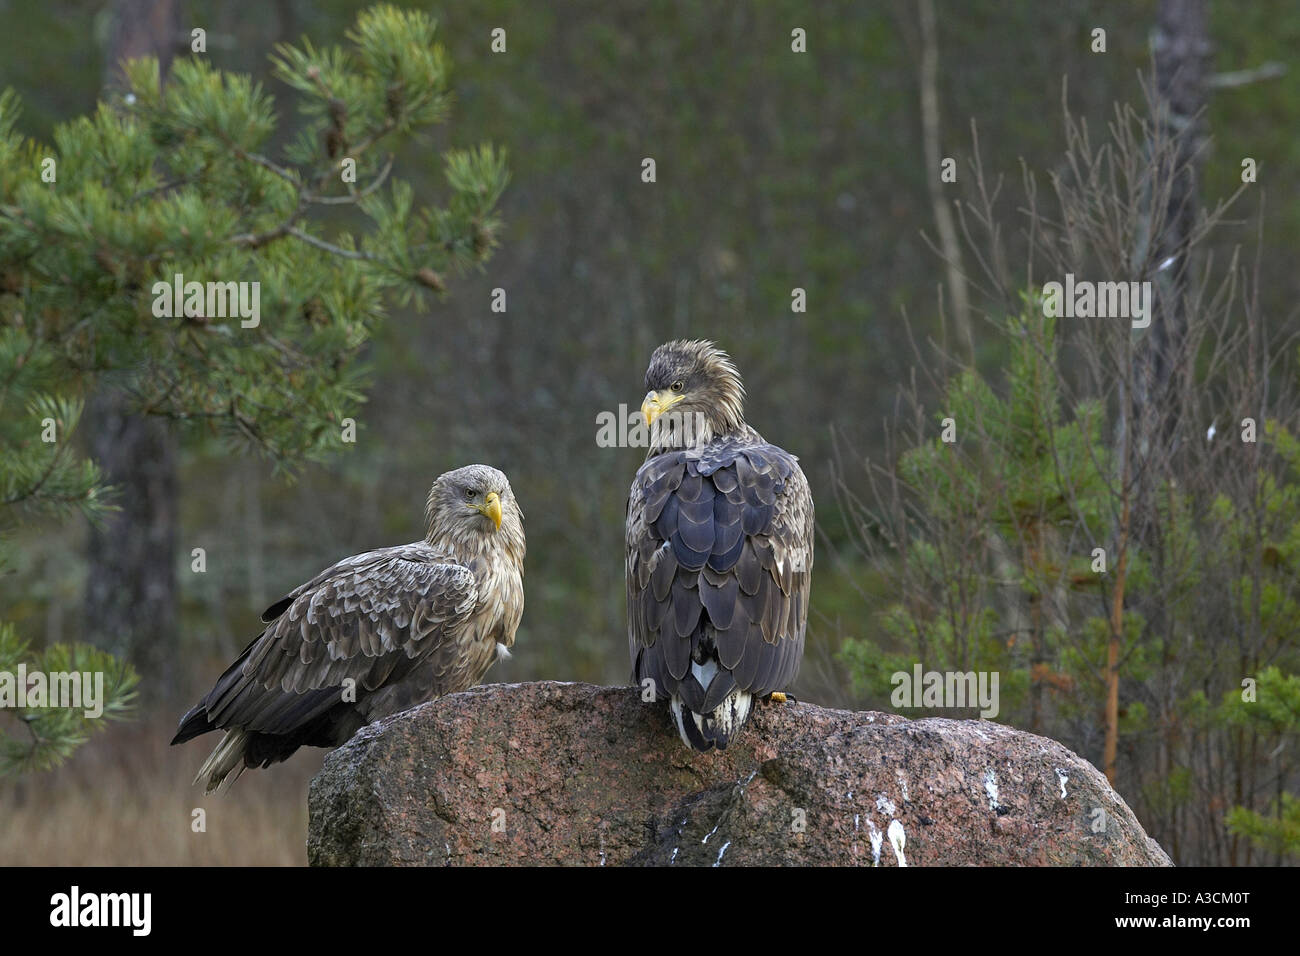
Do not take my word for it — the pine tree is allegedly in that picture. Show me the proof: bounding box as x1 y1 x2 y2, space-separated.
840 299 1300 864
0 5 507 772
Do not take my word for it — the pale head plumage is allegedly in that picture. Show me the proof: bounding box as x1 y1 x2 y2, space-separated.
425 463 525 563
642 339 746 455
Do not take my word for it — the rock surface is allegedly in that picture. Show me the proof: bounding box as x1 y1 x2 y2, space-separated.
307 680 1172 866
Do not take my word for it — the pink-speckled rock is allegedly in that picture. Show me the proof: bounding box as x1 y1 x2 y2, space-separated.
306 681 1171 866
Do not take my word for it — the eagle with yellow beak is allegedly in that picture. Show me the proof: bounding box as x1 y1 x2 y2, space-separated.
172 464 525 792
626 340 813 751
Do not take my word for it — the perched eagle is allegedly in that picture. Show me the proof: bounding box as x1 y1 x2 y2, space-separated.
172 464 525 792
626 340 813 751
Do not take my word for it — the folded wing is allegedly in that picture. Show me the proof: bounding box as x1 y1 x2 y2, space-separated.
173 543 478 747
627 438 813 709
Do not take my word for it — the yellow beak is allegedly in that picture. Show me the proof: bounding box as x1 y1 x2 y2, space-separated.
475 491 503 530
641 390 683 427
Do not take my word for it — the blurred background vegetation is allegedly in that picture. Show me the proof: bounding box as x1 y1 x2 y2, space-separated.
1 0 1297 865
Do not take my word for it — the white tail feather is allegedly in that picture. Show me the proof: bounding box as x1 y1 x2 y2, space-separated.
670 688 754 751
195 729 250 794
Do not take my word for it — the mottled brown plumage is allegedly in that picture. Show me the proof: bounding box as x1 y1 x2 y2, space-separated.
627 340 813 751
172 464 525 792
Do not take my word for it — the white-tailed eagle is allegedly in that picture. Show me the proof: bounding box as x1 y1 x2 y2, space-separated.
626 340 813 751
172 464 525 792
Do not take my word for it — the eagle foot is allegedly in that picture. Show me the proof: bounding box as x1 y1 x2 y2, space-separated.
764 692 797 705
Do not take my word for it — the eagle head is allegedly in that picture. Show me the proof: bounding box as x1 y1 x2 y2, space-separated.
641 339 745 453
425 464 525 559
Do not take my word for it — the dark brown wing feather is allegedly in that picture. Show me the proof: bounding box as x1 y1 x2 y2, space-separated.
173 543 477 746
626 432 813 708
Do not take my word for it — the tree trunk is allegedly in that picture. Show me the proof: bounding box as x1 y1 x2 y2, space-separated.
1145 0 1208 439
83 0 181 682
917 0 973 361
1104 493 1129 784
84 398 179 680
1109 0 1208 788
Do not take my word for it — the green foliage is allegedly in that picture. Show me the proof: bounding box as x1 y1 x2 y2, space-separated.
0 4 504 772
841 301 1112 718
1222 666 1300 735
1227 793 1300 862
846 286 1300 864
0 622 139 775
1 4 505 469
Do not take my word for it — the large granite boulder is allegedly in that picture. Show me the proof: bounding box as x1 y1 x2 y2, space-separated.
307 680 1171 866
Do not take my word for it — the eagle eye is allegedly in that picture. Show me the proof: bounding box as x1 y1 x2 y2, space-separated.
465 488 477 500
670 380 684 392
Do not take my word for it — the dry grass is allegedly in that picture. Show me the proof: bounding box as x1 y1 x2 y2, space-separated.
0 707 324 865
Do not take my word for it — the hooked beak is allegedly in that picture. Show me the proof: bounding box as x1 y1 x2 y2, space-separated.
641 390 683 427
473 491 503 530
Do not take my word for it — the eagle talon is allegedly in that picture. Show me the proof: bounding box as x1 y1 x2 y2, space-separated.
765 692 795 705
